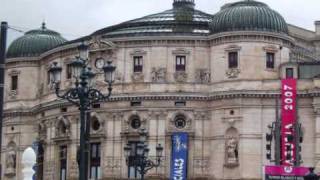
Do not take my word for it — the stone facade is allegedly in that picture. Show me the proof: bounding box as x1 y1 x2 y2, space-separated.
2 1 320 180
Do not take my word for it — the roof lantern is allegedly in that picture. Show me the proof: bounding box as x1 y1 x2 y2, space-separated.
173 0 195 9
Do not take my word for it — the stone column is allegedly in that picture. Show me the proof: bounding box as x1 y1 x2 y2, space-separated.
313 104 320 170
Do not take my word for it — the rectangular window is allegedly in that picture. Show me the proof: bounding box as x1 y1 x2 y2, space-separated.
90 143 101 179
266 52 275 69
36 142 44 180
66 64 72 79
286 68 294 79
60 146 67 180
176 56 186 71
228 52 238 68
133 56 143 73
128 142 142 179
11 76 18 91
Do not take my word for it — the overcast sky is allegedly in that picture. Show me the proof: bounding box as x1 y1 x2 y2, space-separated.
1 0 320 46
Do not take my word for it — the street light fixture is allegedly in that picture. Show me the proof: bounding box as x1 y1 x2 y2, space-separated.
49 43 116 180
124 129 164 180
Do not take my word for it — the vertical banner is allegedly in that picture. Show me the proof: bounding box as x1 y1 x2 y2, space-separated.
170 132 188 180
281 79 297 166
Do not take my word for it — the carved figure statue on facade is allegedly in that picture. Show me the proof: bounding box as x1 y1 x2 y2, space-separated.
151 67 167 83
226 136 238 164
5 147 16 175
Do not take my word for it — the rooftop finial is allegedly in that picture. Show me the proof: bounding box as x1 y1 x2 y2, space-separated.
41 22 46 30
173 0 195 9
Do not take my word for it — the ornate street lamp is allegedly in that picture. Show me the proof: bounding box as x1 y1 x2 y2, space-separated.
124 129 164 180
49 43 116 180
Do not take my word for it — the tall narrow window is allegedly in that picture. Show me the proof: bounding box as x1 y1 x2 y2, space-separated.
11 75 18 91
66 64 73 79
176 56 186 71
286 68 294 79
47 71 51 85
128 142 141 179
90 143 101 179
266 52 275 69
228 52 238 68
36 142 44 180
60 146 67 180
133 56 143 73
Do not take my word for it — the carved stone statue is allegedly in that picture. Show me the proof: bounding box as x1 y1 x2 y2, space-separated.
196 69 211 83
151 67 167 83
56 116 71 137
5 147 16 175
226 137 238 164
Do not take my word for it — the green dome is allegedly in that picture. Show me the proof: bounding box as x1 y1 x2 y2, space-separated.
7 23 67 58
210 0 288 34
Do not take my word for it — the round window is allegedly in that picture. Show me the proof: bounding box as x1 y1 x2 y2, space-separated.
131 118 141 129
174 116 186 129
91 117 101 131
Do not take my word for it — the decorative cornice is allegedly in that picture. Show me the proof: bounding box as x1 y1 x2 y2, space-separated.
208 31 295 47
4 89 320 117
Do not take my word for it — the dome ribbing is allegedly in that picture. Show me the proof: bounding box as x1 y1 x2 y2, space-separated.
7 23 66 58
92 0 211 37
210 0 288 34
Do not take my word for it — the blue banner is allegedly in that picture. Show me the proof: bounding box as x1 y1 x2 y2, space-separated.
170 132 188 180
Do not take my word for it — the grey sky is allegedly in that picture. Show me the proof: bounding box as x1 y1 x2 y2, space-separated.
1 0 320 46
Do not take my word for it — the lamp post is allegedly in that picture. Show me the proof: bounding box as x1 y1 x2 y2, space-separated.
124 129 164 180
49 43 116 180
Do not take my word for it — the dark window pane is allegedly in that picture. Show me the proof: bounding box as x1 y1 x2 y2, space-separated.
60 146 67 180
176 56 186 71
228 52 238 68
90 143 101 179
133 56 143 72
286 68 294 79
128 142 142 178
11 76 18 91
266 52 275 69
36 143 44 180
47 71 51 85
66 64 72 79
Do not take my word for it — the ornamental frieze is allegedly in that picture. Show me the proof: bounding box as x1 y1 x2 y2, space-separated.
174 71 187 83
195 69 211 83
151 67 167 83
226 68 240 78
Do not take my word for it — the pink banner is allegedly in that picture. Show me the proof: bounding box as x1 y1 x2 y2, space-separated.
281 79 297 166
265 165 309 176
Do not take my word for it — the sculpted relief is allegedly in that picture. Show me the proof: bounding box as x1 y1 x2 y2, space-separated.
225 128 239 167
195 69 211 83
151 67 167 83
5 145 16 176
226 137 238 164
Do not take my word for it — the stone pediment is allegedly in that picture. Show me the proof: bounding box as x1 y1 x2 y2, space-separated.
89 36 117 51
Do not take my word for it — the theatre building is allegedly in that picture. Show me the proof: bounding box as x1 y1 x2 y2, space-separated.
2 0 320 179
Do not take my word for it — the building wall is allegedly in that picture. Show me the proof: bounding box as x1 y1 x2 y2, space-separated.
2 31 320 180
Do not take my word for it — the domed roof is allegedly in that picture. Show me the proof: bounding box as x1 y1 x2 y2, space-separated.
210 0 288 34
7 23 67 58
92 0 212 37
